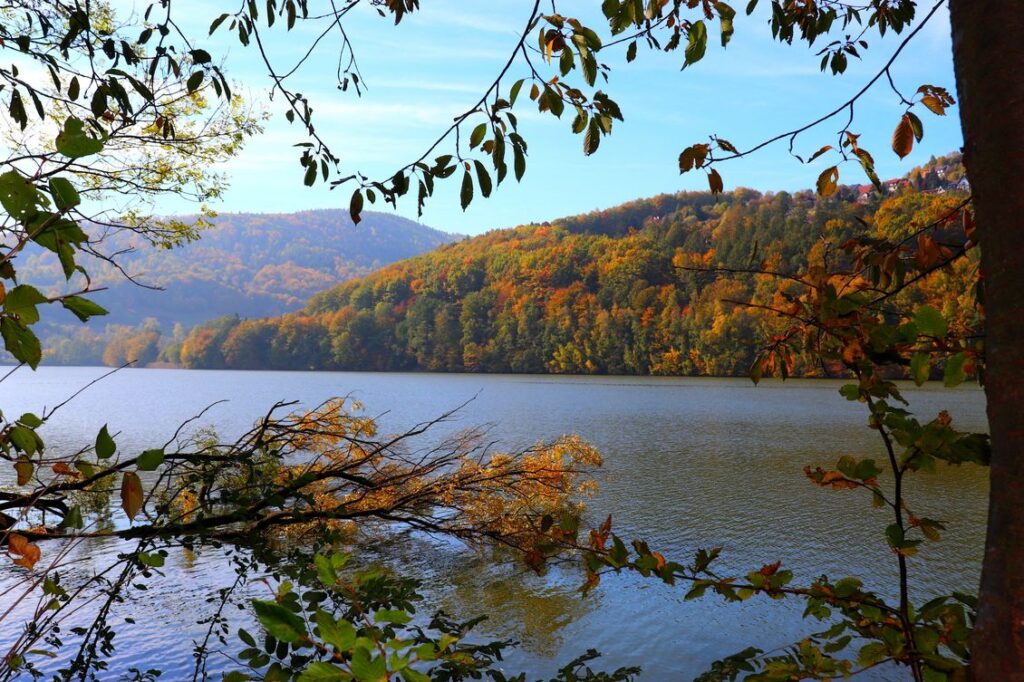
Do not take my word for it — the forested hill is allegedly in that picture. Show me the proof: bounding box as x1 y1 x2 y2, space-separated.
20 210 458 365
175 154 972 375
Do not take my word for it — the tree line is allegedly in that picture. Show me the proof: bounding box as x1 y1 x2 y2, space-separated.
173 156 976 378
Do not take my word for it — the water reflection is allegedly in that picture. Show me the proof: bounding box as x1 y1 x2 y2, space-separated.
0 369 989 679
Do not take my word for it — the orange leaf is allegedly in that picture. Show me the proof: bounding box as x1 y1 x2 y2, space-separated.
963 210 976 243
816 166 839 197
841 339 865 365
121 471 144 520
51 462 76 477
892 114 914 159
916 234 942 269
8 533 29 555
7 533 41 570
808 145 833 163
920 95 946 116
708 168 724 195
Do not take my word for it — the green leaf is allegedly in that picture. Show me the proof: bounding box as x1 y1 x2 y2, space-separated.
513 142 526 181
885 523 905 549
350 648 386 682
96 425 116 459
58 505 84 530
4 284 47 324
187 71 205 92
349 190 364 225
473 160 492 198
315 610 356 651
55 117 104 158
684 20 708 67
314 554 337 586
60 295 108 322
913 306 947 340
910 353 930 386
9 425 37 455
138 551 165 567
943 353 967 387
374 609 411 625
460 170 473 211
136 448 165 471
252 600 306 643
509 79 525 106
400 669 430 682
1 318 42 369
0 170 44 221
298 662 351 682
17 412 42 428
209 13 230 34
469 122 487 149
583 118 601 155
853 458 881 480
857 642 889 667
48 177 81 211
716 2 736 46
839 384 861 401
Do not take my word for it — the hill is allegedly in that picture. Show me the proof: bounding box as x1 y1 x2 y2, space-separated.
174 154 974 376
16 210 459 365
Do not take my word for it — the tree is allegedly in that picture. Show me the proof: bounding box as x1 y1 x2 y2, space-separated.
948 1 1024 675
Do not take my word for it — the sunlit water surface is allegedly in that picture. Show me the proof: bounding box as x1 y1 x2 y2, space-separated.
0 368 989 680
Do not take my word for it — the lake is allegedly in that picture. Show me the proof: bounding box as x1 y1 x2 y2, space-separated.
0 367 989 680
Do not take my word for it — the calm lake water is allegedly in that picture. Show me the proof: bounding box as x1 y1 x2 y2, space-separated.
0 368 989 680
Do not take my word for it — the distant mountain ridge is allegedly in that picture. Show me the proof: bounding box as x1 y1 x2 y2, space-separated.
14 209 459 365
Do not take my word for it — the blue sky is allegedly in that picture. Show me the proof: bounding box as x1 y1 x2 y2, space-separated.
163 0 962 236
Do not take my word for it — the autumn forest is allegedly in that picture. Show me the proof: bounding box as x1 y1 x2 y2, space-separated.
164 154 974 378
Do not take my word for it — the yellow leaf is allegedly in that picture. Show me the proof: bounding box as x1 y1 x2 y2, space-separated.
920 95 946 116
14 459 32 486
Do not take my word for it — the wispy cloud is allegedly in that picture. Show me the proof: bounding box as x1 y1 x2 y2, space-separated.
372 79 482 94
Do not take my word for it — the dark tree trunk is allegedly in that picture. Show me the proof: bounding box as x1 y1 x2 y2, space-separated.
948 1 1024 677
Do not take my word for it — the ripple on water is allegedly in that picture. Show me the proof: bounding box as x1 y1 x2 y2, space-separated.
0 369 988 679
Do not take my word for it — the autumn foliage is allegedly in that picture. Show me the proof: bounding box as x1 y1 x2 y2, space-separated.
178 156 975 380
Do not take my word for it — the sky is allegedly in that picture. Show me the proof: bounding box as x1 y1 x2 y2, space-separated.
156 0 963 236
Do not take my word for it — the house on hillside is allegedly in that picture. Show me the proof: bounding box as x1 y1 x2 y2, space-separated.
855 184 876 204
957 177 971 192
886 178 911 194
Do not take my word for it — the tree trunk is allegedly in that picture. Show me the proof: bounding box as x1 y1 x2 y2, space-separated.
948 2 1024 677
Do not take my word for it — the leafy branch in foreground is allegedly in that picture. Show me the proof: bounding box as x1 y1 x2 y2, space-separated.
109 0 949 219
571 196 986 680
220 547 639 682
0 397 609 678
